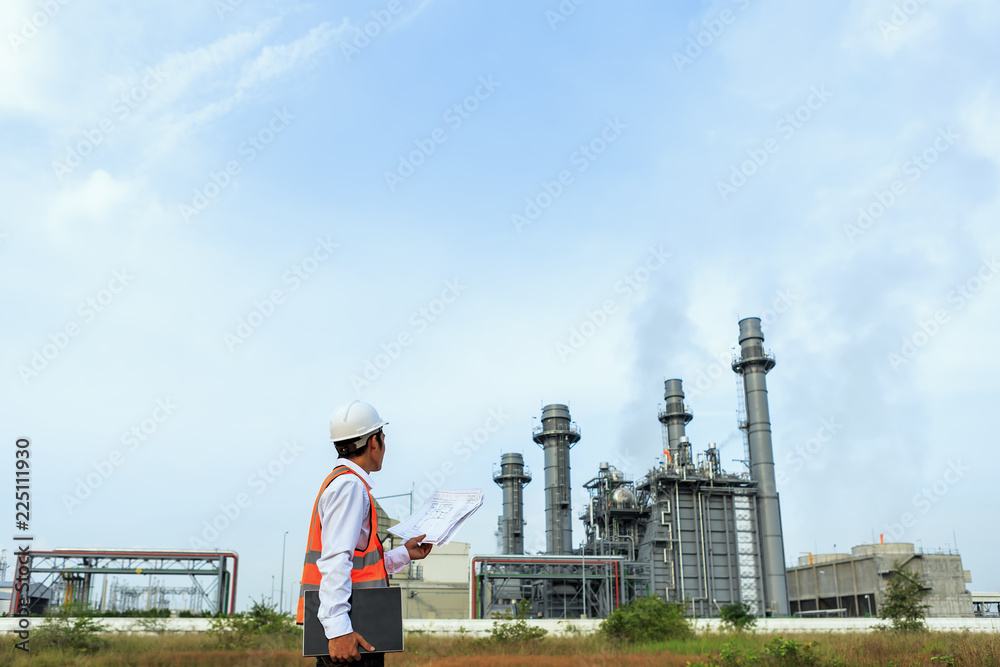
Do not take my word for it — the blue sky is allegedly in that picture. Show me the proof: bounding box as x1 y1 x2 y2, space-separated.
2 0 998 611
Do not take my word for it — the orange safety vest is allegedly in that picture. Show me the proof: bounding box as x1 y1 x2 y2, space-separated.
296 465 389 625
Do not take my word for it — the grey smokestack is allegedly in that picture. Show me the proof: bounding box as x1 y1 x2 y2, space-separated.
732 317 789 616
658 378 693 463
532 404 580 554
493 453 531 554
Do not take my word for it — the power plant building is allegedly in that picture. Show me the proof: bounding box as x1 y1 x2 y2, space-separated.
786 543 974 618
473 317 791 618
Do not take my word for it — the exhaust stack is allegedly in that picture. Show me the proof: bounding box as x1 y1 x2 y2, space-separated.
493 453 531 554
732 317 789 616
533 404 580 554
658 378 693 464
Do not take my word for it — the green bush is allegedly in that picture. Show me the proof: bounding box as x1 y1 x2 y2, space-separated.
207 597 299 650
484 599 548 645
599 595 692 644
33 606 109 653
877 563 930 633
720 601 757 632
699 637 835 666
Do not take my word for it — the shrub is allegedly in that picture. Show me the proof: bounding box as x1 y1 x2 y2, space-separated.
599 595 692 644
484 599 548 645
33 605 109 653
207 597 299 650
720 601 757 632
877 563 930 633
699 637 832 667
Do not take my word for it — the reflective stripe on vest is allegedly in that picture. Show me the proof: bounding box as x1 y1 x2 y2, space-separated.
295 465 389 624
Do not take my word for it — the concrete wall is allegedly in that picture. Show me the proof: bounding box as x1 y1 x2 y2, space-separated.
418 542 470 584
3 616 998 636
400 582 468 619
788 550 974 618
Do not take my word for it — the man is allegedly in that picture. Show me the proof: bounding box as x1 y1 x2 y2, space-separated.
296 400 432 665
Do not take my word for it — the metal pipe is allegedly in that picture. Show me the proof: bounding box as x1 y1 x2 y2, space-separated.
676 483 684 605
732 317 789 616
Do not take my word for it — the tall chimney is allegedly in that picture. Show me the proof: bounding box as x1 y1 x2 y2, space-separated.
732 317 789 616
658 379 693 463
532 404 580 554
493 452 531 554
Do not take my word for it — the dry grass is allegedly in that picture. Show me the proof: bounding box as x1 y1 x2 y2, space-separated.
3 629 998 666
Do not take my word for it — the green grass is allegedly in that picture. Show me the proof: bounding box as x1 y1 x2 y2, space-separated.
3 628 998 666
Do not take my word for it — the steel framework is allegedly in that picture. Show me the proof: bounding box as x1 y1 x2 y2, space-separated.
470 554 649 620
8 549 239 615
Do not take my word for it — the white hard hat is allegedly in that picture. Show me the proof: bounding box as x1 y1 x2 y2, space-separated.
330 400 388 444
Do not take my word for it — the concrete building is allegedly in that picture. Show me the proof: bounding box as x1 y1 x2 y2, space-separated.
786 542 973 618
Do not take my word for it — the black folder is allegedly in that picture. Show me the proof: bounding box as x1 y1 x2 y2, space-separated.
302 587 404 657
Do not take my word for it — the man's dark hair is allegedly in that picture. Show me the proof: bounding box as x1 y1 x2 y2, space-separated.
336 430 381 459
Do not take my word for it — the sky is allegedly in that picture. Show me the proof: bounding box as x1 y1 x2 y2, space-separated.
2 0 998 613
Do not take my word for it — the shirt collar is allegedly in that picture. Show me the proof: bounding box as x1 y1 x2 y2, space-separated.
336 457 375 490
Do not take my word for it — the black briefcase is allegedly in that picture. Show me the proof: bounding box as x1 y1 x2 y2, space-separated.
302 587 404 657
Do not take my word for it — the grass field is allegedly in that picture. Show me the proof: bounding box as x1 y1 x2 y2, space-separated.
4 630 1000 666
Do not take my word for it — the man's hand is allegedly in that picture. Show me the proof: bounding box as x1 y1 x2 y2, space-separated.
328 631 374 662
404 534 433 560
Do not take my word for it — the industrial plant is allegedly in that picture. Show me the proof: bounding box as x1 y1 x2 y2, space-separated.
474 317 789 619
475 316 983 620
6 316 989 622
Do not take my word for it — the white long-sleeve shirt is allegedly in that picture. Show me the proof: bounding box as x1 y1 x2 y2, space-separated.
316 458 410 639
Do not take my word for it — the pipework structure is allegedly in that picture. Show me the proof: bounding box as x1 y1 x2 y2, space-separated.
493 453 532 555
532 404 580 555
8 549 239 616
631 377 764 617
581 463 646 562
732 317 790 616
